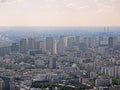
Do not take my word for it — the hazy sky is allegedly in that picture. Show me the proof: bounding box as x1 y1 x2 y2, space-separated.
0 0 120 26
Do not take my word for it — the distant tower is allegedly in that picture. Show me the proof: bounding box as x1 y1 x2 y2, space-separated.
20 38 27 53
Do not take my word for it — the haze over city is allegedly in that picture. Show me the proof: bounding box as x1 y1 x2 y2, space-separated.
0 0 120 90
0 0 120 26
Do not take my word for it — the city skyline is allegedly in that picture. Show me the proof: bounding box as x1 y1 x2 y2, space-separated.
0 29 120 89
0 1 120 89
0 0 120 26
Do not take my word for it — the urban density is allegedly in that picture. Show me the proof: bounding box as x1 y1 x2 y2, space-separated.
0 0 120 89
0 28 120 90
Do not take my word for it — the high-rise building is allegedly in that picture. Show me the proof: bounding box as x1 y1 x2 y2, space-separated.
75 36 80 47
75 36 80 43
46 37 54 54
0 46 11 56
0 38 12 56
28 37 35 50
114 66 120 78
0 78 4 90
49 57 56 69
20 38 27 53
11 43 19 52
0 77 15 90
0 37 12 48
67 37 75 49
1 77 10 90
40 41 46 52
108 37 114 48
57 36 66 55
53 40 57 54
113 37 119 48
9 80 15 90
34 41 40 50
28 37 40 50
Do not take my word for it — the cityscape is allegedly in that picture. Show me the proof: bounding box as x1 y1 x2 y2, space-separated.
0 27 120 90
0 0 120 90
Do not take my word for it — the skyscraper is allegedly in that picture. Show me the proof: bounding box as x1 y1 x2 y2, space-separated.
20 38 27 53
57 36 66 55
28 37 40 50
28 37 35 50
34 37 40 50
53 40 57 54
46 37 54 54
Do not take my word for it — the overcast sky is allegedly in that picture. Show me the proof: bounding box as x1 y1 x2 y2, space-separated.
0 0 120 26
